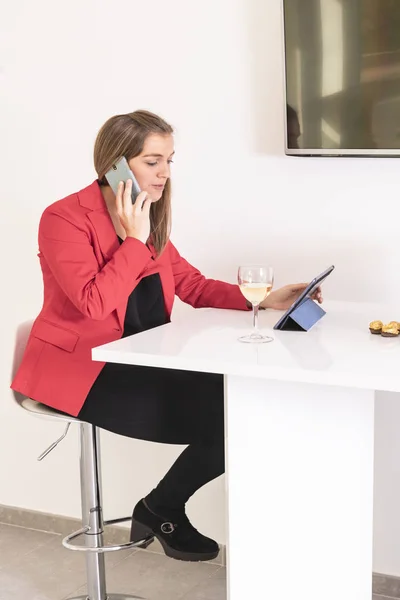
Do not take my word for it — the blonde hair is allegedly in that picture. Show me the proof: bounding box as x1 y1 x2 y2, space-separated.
94 110 173 255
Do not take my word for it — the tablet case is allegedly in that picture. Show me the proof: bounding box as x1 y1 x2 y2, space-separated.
274 297 326 332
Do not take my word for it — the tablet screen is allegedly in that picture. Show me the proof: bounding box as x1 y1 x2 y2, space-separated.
273 265 334 330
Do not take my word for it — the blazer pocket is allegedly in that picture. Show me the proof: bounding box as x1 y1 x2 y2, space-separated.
33 319 79 353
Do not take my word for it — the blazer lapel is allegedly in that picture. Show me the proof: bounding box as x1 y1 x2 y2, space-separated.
78 181 125 329
78 181 119 259
87 210 120 261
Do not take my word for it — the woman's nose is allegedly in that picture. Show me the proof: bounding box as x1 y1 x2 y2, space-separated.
158 162 171 179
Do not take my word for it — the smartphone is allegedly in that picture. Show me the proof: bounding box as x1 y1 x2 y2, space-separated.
104 156 141 205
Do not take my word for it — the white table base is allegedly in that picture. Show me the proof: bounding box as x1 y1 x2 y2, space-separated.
225 376 375 600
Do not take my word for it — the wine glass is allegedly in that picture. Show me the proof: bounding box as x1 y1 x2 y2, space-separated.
238 265 274 343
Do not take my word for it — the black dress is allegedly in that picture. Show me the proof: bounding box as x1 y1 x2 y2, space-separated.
78 240 224 446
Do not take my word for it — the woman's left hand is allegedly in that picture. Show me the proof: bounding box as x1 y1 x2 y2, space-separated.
260 283 323 311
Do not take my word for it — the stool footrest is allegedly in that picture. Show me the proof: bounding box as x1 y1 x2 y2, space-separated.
62 518 154 553
104 515 132 526
69 595 144 599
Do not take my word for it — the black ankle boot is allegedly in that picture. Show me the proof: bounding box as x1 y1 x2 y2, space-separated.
130 499 220 562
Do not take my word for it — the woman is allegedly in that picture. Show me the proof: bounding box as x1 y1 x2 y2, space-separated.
12 110 322 562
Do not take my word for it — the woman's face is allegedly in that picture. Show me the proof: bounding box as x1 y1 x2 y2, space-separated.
128 133 174 202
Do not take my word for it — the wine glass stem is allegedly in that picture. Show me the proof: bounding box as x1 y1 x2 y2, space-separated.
252 303 259 333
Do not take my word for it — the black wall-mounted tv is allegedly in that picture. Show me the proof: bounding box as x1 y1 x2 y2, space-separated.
283 0 400 156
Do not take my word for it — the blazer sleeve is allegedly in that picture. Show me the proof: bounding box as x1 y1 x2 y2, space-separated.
38 208 152 320
168 241 249 311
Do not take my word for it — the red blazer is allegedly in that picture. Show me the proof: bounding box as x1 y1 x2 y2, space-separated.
11 181 248 416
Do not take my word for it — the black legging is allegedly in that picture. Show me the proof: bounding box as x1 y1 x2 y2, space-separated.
77 362 225 510
146 437 225 511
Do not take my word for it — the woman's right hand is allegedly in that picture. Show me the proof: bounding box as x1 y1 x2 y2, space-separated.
115 179 152 244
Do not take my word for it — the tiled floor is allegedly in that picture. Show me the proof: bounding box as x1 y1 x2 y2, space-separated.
0 523 226 600
0 523 398 600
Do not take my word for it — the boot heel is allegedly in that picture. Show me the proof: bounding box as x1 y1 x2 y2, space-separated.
130 518 154 549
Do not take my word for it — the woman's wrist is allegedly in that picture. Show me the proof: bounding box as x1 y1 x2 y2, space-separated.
260 294 274 309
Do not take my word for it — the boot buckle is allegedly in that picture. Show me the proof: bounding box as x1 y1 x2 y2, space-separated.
161 522 175 534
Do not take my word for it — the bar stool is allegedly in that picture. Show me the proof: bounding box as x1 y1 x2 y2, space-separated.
12 322 154 600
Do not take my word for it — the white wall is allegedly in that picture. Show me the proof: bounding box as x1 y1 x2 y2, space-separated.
2 0 400 575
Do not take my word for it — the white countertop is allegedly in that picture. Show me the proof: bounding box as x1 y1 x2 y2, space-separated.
92 300 400 393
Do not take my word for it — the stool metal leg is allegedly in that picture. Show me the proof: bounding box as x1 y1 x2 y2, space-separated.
69 423 143 600
82 423 106 600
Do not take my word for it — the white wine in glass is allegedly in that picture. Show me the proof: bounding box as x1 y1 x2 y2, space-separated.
238 266 274 343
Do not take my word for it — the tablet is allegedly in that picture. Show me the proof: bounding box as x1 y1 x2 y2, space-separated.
273 265 335 330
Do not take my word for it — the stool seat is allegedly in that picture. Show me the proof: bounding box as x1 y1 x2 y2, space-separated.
17 396 80 423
